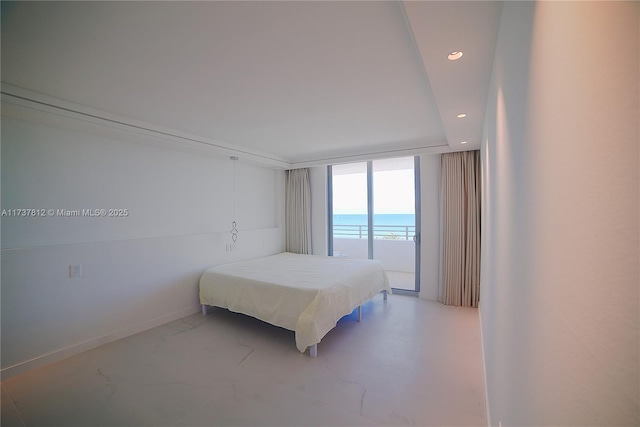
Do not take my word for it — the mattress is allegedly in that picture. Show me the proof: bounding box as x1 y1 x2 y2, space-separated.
199 252 391 352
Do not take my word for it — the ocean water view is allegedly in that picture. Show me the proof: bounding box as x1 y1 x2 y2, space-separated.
333 213 415 240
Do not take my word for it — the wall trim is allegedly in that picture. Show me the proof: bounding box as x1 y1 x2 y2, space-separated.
1 83 290 169
1 227 281 252
1 304 200 381
288 144 453 169
1 82 466 169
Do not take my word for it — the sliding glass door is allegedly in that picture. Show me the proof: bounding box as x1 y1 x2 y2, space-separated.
329 162 369 261
328 157 420 293
372 157 419 292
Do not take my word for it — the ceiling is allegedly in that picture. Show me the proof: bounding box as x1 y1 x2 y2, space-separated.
1 1 502 168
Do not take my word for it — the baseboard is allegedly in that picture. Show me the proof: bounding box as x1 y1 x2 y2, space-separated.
479 306 492 427
0 304 201 381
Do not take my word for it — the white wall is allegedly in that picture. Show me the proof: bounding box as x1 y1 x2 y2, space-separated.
480 2 639 425
418 154 439 301
1 108 285 379
309 165 327 256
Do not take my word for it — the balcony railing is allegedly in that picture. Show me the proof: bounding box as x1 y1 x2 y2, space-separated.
333 224 416 240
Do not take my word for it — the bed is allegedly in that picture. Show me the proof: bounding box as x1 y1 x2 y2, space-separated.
199 252 391 357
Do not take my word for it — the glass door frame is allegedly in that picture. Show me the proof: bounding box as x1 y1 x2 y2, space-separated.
327 156 421 295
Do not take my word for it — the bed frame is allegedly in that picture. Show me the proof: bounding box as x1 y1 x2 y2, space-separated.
199 253 391 358
202 290 388 357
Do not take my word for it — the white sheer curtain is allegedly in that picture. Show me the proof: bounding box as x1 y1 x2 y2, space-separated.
285 168 312 254
440 151 481 307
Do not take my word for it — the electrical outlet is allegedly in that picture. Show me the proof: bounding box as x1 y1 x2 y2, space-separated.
69 264 82 278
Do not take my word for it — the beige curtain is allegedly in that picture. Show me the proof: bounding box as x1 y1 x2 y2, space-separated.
440 151 481 307
285 168 312 254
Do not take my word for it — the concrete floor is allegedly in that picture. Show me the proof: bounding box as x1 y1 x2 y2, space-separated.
1 295 485 427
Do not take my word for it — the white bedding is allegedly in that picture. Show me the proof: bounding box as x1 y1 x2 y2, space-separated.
199 252 391 353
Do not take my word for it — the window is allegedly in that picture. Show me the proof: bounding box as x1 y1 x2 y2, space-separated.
328 157 421 293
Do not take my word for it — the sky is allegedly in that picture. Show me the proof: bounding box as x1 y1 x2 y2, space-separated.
332 168 415 215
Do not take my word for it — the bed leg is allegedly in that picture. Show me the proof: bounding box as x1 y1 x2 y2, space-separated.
383 290 388 301
357 305 362 322
201 304 208 315
309 344 317 358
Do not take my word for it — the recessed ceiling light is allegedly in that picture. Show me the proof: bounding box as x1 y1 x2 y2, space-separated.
461 141 468 144
448 51 463 61
457 113 467 118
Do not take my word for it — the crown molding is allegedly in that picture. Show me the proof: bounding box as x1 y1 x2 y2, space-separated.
2 82 463 170
1 83 292 169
